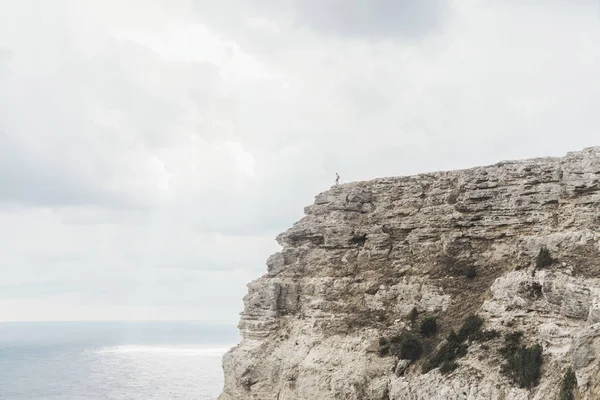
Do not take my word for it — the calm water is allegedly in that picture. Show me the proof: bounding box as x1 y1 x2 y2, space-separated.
0 321 238 400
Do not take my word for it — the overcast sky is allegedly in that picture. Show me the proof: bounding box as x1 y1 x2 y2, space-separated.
0 0 598 322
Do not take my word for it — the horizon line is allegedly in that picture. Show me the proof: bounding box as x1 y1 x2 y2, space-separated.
0 319 238 325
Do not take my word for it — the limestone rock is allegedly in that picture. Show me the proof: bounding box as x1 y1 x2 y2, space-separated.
394 359 411 377
220 147 600 400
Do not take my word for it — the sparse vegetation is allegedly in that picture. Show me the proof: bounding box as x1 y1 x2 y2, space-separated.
422 314 498 375
458 315 484 341
420 317 438 337
378 337 390 356
559 367 577 400
500 331 543 389
536 247 553 269
378 332 423 363
422 329 467 374
465 265 477 279
399 334 424 362
440 253 477 279
453 264 478 279
439 360 458 374
408 307 419 326
449 264 478 279
500 331 523 356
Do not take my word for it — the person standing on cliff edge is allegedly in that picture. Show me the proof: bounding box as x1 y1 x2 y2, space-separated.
335 173 340 185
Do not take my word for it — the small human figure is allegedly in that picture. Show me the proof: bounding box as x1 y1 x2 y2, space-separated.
335 173 340 185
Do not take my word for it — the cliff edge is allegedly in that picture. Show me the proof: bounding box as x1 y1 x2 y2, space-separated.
220 147 600 400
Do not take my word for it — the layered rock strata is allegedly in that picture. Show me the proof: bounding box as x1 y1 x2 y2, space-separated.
220 147 600 400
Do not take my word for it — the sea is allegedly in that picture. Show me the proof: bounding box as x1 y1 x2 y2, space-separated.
0 321 239 400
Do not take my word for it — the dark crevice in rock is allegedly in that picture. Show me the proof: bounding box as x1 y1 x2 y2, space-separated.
349 233 367 247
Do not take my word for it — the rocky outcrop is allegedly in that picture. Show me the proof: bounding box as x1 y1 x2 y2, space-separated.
220 147 600 400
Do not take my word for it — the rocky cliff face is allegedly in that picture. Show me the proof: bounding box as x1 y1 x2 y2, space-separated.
220 147 600 400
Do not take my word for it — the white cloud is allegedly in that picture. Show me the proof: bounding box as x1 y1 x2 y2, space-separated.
0 0 598 321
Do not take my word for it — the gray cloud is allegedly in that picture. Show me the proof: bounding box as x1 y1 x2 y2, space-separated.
191 0 449 60
291 0 448 39
0 0 598 322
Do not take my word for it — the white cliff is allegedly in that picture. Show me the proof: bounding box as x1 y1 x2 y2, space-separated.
220 147 600 400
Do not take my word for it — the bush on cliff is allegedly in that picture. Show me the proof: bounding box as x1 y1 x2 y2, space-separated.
420 316 438 337
464 265 477 279
500 331 523 356
499 331 543 389
536 246 553 269
422 329 467 374
422 314 497 375
408 307 419 326
378 337 390 356
458 315 484 341
559 367 577 400
398 334 423 362
378 332 423 363
439 360 458 374
441 254 477 279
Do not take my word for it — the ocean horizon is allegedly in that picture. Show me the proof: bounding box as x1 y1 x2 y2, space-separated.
0 321 239 400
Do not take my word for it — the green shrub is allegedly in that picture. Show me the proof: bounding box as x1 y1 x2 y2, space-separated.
500 331 523 357
422 330 468 373
447 329 460 344
536 247 553 269
408 307 419 326
399 334 423 362
441 254 477 279
465 265 477 279
389 335 403 344
379 332 423 363
439 360 458 375
420 317 438 337
559 367 577 400
499 331 543 389
502 345 543 388
458 315 484 341
422 315 498 374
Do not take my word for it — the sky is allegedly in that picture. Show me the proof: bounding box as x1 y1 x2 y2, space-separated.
0 0 598 323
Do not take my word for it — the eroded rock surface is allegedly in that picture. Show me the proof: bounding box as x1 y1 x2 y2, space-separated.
220 147 600 400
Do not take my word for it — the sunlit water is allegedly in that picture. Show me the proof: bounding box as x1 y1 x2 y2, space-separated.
0 322 238 400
